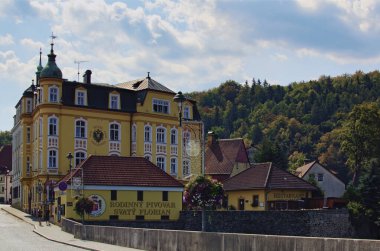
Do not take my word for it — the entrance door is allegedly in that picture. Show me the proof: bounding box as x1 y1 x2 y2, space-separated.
238 199 245 210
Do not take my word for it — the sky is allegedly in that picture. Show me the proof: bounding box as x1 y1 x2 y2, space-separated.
1 0 380 131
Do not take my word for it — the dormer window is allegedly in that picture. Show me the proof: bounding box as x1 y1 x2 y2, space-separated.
49 86 59 103
26 98 32 113
76 90 87 106
153 99 169 114
109 94 120 110
184 106 190 119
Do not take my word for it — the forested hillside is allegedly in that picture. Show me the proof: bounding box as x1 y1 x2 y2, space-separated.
188 70 380 183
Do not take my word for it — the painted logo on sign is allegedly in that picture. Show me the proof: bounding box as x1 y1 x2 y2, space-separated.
88 194 106 217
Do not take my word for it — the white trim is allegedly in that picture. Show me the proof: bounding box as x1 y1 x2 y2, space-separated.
109 93 120 110
75 89 87 106
48 85 59 103
55 185 183 192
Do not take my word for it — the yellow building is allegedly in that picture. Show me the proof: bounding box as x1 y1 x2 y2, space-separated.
11 41 202 212
223 162 317 211
54 155 183 222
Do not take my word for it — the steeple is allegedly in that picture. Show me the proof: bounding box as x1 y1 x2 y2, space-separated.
40 33 62 79
35 48 43 83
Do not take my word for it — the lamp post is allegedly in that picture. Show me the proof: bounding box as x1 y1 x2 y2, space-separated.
174 91 206 231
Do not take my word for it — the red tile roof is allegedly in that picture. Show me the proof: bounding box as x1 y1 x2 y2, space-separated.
0 145 12 171
205 138 249 176
59 155 183 188
224 162 317 191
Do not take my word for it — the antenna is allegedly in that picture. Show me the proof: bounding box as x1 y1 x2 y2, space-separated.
74 60 88 82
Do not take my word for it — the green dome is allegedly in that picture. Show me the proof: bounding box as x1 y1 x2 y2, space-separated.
40 44 62 79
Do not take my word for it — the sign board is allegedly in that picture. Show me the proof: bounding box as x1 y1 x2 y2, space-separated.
58 182 67 191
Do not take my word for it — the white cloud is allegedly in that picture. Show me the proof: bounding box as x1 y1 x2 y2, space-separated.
0 34 14 46
296 0 320 11
20 38 44 50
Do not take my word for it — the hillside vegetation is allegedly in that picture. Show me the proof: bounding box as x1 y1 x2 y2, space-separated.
188 70 380 183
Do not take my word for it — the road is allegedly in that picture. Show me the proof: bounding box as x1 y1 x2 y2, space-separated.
0 209 84 251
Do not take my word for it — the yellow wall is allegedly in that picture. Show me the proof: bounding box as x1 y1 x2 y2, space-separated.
54 188 183 221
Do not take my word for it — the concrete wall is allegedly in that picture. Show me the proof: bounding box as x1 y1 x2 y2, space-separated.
67 223 380 251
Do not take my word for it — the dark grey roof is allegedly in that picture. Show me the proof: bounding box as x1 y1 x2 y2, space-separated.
117 77 175 93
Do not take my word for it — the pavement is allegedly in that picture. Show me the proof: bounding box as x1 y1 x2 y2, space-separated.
0 205 143 251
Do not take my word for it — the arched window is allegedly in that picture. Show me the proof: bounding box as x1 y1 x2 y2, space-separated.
75 151 86 167
170 157 177 175
132 124 137 142
156 156 165 171
48 116 58 136
48 86 59 103
144 125 152 142
110 123 120 141
48 150 57 168
183 160 190 176
75 119 86 138
156 127 166 144
183 130 190 146
170 128 177 145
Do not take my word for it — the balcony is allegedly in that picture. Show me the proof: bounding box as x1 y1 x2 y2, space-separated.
47 136 58 148
109 141 121 153
144 142 152 153
170 145 178 155
75 138 87 150
156 143 167 155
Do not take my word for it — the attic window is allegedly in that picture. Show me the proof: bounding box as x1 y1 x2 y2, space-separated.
133 80 143 89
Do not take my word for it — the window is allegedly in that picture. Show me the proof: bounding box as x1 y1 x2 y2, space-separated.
156 127 166 144
184 106 190 119
26 127 31 143
26 99 32 113
157 157 165 171
75 151 86 166
137 191 143 201
111 190 117 200
153 99 169 114
48 117 57 136
110 94 119 109
144 155 151 161
144 125 151 142
183 160 190 176
162 191 168 201
171 129 177 145
183 131 190 146
48 150 57 168
75 120 86 138
170 158 177 175
76 90 86 106
39 117 43 137
252 195 259 207
132 124 137 142
318 173 324 182
110 123 120 141
49 86 58 103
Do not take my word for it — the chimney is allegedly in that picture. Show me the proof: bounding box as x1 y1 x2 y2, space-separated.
83 70 92 84
207 131 216 147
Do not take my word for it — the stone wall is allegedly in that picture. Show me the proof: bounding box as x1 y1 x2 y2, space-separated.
70 224 380 251
70 209 353 238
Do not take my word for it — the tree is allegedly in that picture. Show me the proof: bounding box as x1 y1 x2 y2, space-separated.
74 197 94 222
340 103 380 185
183 175 224 231
0 131 12 146
288 151 307 174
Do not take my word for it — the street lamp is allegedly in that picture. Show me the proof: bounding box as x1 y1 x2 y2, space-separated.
174 91 206 231
67 152 73 173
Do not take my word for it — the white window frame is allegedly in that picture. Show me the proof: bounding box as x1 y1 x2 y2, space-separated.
48 150 58 169
170 128 177 145
109 122 120 141
184 106 190 119
156 127 166 144
75 151 86 167
48 116 58 136
26 98 32 113
183 159 191 176
109 94 120 110
152 99 170 114
156 156 166 171
48 86 59 103
318 173 324 182
144 155 151 161
144 125 152 142
26 127 31 144
75 119 87 138
132 124 137 143
76 90 87 106
170 157 177 175
183 130 190 147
